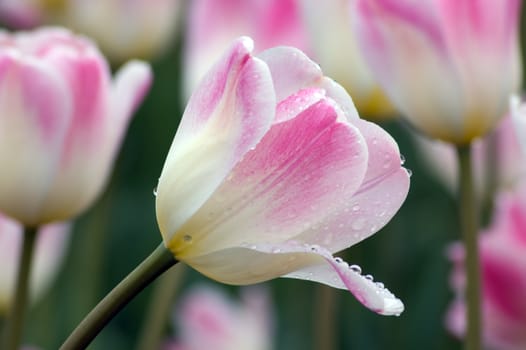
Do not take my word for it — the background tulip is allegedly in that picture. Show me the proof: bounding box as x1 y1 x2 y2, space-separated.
300 0 394 118
414 116 526 197
183 0 309 97
164 285 273 350
156 37 410 316
0 213 70 314
0 27 152 226
352 0 522 144
47 0 183 64
446 185 526 349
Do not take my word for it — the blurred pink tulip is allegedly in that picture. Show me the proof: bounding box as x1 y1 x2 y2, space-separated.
352 0 522 144
52 0 183 63
0 212 70 313
446 185 526 349
300 0 394 118
415 115 526 196
0 27 152 226
156 37 410 316
184 0 309 96
0 0 42 28
164 285 273 350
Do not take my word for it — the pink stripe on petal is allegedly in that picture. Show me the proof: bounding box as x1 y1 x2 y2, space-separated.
183 241 403 315
173 99 368 257
296 119 409 252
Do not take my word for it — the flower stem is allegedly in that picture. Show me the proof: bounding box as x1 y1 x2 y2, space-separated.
456 144 481 350
2 226 38 350
136 264 186 350
60 243 177 350
314 285 338 350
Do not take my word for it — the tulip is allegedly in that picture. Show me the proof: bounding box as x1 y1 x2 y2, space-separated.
164 285 273 350
414 115 526 196
446 185 526 350
46 0 182 64
0 213 70 313
156 36 410 316
352 0 522 144
184 0 309 96
0 27 152 226
300 0 393 118
0 1 42 29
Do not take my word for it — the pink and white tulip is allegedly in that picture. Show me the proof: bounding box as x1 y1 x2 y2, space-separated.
300 0 393 118
446 185 526 349
0 213 70 313
164 285 273 350
156 37 410 315
0 27 152 226
51 0 182 63
184 0 309 96
415 115 526 196
352 0 522 144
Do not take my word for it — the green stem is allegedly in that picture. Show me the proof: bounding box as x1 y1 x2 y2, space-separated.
314 285 337 350
2 226 38 350
60 243 177 350
136 264 186 350
456 145 481 350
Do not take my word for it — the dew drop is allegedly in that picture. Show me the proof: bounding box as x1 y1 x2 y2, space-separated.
352 205 360 212
365 274 374 281
372 138 378 145
349 264 362 274
407 169 413 177
351 218 365 231
272 247 281 253
375 282 385 289
400 154 406 165
310 245 319 252
334 257 343 264
183 234 192 242
152 187 158 196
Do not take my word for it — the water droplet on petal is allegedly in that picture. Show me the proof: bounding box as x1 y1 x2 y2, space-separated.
334 257 343 264
272 247 281 253
375 282 385 289
351 218 366 231
152 187 158 196
400 154 406 165
352 205 360 212
365 274 374 281
183 234 192 242
349 264 362 274
407 169 413 177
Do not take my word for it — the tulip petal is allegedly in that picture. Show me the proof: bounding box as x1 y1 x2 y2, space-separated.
295 118 410 251
156 37 276 242
183 241 403 315
168 97 368 257
0 52 71 224
258 47 360 120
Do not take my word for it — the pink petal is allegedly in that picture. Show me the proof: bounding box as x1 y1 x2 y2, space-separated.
156 37 276 242
258 46 323 102
258 46 361 120
111 60 153 143
295 118 410 251
0 52 71 224
171 98 368 257
183 241 403 316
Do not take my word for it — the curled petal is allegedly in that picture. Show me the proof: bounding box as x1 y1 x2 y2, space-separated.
157 37 276 243
183 241 403 316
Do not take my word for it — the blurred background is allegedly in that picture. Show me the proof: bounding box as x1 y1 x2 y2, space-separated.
0 0 524 349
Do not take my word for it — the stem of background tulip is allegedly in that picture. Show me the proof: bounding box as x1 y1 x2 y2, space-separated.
456 145 481 350
60 243 177 350
314 285 337 350
136 264 186 350
2 226 38 350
